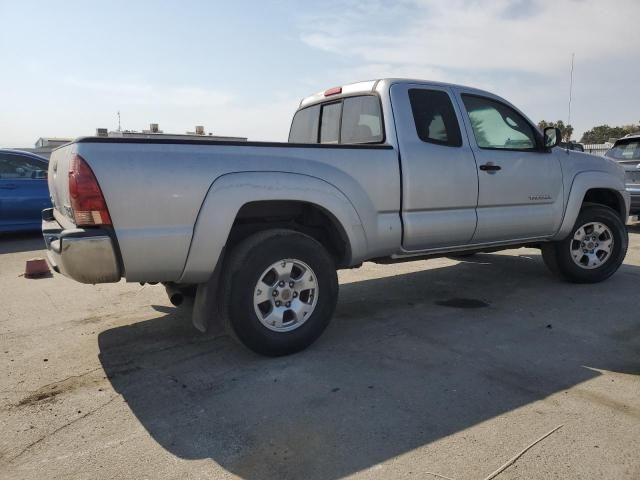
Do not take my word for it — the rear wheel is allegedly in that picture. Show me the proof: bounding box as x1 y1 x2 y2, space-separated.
222 229 338 356
542 205 627 283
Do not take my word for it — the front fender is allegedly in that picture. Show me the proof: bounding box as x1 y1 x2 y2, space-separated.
552 171 629 241
178 171 368 283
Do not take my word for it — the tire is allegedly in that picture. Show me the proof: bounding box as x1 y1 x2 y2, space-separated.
541 205 627 283
222 229 339 356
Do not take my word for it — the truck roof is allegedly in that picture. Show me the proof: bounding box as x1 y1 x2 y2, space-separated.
298 78 492 108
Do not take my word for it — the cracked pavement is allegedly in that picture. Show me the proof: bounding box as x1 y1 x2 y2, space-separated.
1 230 639 479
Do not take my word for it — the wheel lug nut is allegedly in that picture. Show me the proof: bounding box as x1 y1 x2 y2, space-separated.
272 290 278 297
289 281 294 288
293 292 298 298
275 301 281 307
278 281 285 287
285 301 291 308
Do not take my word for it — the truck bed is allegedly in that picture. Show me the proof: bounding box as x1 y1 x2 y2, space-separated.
48 137 401 282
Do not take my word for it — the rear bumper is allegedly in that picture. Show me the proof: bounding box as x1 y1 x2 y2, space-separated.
41 208 121 284
627 187 640 215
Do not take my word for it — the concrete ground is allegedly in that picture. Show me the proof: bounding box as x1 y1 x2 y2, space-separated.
1 229 639 480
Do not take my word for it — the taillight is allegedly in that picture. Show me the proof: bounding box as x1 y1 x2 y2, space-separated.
324 86 342 96
68 154 112 226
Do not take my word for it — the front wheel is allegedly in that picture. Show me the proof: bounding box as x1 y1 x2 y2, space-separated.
222 229 339 356
542 205 628 283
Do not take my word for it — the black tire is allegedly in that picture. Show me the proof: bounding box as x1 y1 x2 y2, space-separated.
222 229 338 356
541 205 627 283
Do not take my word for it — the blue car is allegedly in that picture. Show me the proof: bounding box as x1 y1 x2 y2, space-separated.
0 149 50 233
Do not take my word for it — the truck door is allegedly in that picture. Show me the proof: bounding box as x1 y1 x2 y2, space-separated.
390 83 479 250
455 91 564 243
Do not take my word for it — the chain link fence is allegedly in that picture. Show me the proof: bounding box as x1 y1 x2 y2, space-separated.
582 144 611 156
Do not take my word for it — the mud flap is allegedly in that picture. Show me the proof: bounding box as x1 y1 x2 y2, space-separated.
191 257 225 334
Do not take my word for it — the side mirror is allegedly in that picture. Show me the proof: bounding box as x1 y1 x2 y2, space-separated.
543 127 561 148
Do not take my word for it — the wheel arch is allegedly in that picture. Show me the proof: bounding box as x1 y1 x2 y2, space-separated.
552 171 629 241
582 188 627 222
229 200 352 268
179 171 368 284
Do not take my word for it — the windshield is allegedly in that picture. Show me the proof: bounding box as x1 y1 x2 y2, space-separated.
605 140 640 161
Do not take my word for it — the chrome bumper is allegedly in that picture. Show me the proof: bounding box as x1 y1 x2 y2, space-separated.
42 209 121 284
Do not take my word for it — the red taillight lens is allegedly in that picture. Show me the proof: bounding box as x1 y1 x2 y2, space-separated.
68 154 111 226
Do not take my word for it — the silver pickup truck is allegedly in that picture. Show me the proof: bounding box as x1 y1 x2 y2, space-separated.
43 78 630 356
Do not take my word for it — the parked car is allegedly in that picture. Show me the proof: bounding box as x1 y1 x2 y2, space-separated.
42 78 629 356
558 141 585 152
0 149 50 233
605 134 640 215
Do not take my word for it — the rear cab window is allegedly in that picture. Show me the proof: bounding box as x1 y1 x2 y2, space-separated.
288 95 384 145
288 105 320 143
320 102 341 144
340 96 383 144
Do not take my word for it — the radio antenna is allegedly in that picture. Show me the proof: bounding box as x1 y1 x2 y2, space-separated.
567 53 575 143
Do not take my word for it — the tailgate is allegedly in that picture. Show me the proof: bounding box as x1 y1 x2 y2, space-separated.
47 144 76 226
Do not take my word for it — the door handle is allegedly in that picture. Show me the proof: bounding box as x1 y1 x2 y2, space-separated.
479 163 501 173
0 184 17 190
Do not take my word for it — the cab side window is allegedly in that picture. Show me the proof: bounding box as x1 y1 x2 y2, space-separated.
408 89 462 147
461 95 537 150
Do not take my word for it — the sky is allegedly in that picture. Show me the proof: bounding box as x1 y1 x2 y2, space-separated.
1 0 639 147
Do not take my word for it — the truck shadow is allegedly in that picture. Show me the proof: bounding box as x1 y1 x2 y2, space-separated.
0 232 45 254
98 252 640 480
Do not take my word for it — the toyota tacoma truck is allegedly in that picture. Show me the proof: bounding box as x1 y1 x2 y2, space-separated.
42 79 630 356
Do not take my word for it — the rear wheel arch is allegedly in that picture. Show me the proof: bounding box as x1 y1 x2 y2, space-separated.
229 200 352 268
179 172 367 283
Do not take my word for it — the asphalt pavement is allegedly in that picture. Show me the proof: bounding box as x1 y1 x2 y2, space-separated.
1 229 639 479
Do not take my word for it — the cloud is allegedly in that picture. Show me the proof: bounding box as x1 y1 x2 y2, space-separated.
63 77 233 107
296 0 640 138
299 0 640 74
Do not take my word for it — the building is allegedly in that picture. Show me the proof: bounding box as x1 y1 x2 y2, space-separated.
17 137 74 159
11 125 247 159
94 124 247 142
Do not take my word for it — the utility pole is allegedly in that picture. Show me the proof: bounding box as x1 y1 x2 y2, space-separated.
567 53 575 142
